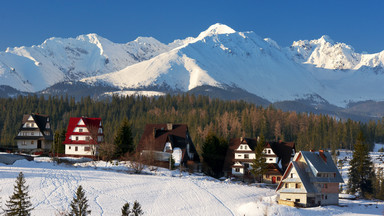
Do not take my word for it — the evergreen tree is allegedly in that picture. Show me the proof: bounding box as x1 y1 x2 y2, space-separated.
201 132 228 178
121 202 130 216
132 201 143 216
121 201 143 216
347 131 375 198
114 118 134 158
5 172 33 216
250 134 268 183
68 185 91 216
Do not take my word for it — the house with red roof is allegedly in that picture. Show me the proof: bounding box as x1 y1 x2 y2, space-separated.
63 117 103 157
137 123 200 168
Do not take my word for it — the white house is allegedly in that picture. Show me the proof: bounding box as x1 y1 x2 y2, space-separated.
14 113 53 152
63 117 103 157
276 150 344 207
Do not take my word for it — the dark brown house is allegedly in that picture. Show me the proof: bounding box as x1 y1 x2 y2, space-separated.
137 123 200 168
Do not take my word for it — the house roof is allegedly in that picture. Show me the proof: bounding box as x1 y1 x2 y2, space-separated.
276 150 344 193
265 163 284 175
15 114 53 140
137 123 200 162
63 117 102 145
297 151 344 183
268 141 296 171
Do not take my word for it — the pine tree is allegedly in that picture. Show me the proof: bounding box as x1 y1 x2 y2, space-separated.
347 131 375 198
121 202 130 216
68 185 91 216
114 118 134 158
201 132 228 177
5 172 33 216
250 134 268 183
132 201 143 216
121 201 143 216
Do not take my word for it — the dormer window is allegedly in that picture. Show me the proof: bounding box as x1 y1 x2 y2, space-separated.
240 146 243 150
164 142 172 152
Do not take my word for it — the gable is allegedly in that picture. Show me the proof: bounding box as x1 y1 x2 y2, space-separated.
77 119 85 126
28 115 34 121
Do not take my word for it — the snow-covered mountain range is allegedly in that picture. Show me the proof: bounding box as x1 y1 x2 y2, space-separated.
1 23 384 108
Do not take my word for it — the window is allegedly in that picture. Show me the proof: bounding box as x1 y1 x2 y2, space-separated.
334 173 336 178
79 128 83 132
286 198 291 201
295 199 300 202
277 177 281 181
269 158 273 161
268 149 271 154
75 147 78 151
69 146 71 150
238 154 242 157
235 168 240 172
322 194 324 199
266 174 270 178
323 183 328 189
31 141 34 144
86 136 90 141
244 154 249 159
22 141 26 145
244 145 247 150
240 145 243 149
76 137 79 141
31 132 34 135
295 183 301 188
285 183 288 188
291 173 294 178
84 147 91 151
325 195 328 199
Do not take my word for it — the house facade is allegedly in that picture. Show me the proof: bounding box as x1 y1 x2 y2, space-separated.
63 117 103 157
137 123 200 168
223 137 295 184
14 114 53 152
276 150 344 207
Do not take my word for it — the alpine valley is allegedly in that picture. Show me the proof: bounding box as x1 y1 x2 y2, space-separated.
1 24 384 121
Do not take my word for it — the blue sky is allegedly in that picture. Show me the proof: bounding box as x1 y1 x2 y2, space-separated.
1 0 383 53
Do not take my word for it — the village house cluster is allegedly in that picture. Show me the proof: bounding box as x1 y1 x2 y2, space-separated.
14 113 343 207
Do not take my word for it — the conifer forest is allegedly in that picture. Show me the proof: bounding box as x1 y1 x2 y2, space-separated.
1 94 384 155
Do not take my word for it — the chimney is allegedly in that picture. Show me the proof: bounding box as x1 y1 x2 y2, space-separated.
167 123 173 131
319 150 327 162
153 128 157 138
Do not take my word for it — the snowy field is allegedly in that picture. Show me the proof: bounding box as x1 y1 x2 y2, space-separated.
0 150 383 215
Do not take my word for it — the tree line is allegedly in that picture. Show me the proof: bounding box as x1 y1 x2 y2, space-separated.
1 94 384 155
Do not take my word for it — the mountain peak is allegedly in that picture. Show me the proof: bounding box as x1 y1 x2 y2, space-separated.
315 35 334 44
196 23 236 39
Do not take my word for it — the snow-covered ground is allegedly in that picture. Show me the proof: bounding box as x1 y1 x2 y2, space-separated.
0 149 383 215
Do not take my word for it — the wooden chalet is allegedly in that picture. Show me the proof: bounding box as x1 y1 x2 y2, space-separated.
137 123 200 168
14 113 53 153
